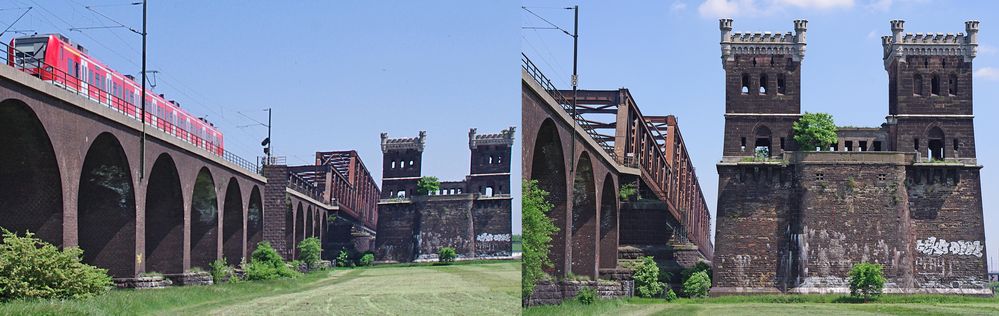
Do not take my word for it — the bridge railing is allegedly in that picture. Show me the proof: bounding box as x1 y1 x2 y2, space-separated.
288 170 325 203
0 41 262 176
522 53 614 154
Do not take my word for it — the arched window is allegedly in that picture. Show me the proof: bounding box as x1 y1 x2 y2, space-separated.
931 75 940 96
927 127 945 161
913 74 924 96
948 74 958 96
759 74 768 95
391 161 396 169
741 73 750 95
777 74 786 95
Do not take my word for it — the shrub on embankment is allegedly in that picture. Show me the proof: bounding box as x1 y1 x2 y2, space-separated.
0 229 112 301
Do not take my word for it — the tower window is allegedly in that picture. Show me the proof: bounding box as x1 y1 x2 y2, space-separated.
953 139 959 151
948 74 958 95
913 74 923 96
777 74 786 95
759 73 768 95
391 161 396 169
741 73 750 95
914 138 920 151
740 137 747 151
931 75 940 96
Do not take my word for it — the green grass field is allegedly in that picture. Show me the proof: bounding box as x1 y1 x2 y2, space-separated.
524 295 999 316
0 260 520 315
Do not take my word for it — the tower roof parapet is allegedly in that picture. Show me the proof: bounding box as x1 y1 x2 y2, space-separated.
381 131 426 153
882 20 979 69
719 19 807 66
469 127 516 149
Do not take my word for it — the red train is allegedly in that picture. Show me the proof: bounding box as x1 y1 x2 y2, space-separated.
9 34 223 156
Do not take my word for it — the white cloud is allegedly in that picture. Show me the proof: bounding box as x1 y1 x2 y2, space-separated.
867 30 878 39
975 67 999 80
979 44 997 55
698 0 853 18
671 1 689 13
866 0 892 11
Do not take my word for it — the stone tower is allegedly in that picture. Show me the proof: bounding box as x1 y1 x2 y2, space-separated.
467 127 515 196
380 131 425 198
720 19 807 158
882 20 979 162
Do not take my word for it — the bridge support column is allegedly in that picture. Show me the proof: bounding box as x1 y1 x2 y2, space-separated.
263 165 292 260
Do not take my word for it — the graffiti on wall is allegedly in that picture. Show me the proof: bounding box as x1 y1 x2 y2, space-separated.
915 237 983 257
476 233 511 242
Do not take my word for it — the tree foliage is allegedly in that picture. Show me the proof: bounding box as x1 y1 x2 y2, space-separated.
0 229 112 301
522 179 559 299
683 271 711 298
849 262 887 301
792 112 838 151
618 183 637 201
415 176 440 196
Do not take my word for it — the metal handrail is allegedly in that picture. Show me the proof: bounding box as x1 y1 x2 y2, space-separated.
522 53 614 154
1 40 260 175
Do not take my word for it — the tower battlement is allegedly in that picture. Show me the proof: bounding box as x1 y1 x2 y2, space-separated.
882 20 979 68
720 19 807 65
380 131 426 153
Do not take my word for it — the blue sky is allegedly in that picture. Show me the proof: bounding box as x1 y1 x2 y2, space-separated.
0 1 520 233
523 0 999 269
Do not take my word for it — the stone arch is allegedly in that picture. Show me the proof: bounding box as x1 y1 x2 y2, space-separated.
78 132 136 277
927 126 945 160
599 173 618 269
295 202 304 258
571 152 597 277
306 206 314 238
754 125 773 156
246 186 263 255
530 118 567 275
0 99 62 245
144 153 184 274
284 199 295 259
222 178 244 265
190 167 218 269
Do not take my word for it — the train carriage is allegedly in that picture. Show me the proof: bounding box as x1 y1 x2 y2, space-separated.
8 33 224 156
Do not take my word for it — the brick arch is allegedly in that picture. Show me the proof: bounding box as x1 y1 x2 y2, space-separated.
753 124 773 155
144 153 184 274
0 98 62 245
926 126 946 160
78 132 136 277
221 177 244 265
246 186 263 255
283 199 295 259
571 151 598 277
599 172 618 269
306 206 314 238
190 167 219 269
529 118 568 275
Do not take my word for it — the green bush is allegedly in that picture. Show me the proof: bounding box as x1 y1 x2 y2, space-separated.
793 112 838 151
849 262 886 301
618 183 637 201
681 261 712 284
576 287 596 305
438 247 457 264
297 237 322 269
0 229 112 301
210 258 238 284
683 271 711 298
991 281 999 297
665 289 679 302
360 253 375 266
522 179 559 299
244 241 298 280
634 256 665 298
336 250 350 267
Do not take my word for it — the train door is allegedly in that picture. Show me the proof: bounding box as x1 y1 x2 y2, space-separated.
79 59 89 97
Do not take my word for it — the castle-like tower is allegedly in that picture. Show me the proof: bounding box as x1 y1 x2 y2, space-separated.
380 131 425 198
882 20 979 162
713 19 988 295
720 19 807 158
467 127 515 196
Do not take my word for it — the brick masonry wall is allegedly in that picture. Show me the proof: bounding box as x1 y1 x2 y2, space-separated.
525 279 634 306
374 201 418 262
714 164 795 293
262 165 291 259
471 198 513 257
416 197 476 259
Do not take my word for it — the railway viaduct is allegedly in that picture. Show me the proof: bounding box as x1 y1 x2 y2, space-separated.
0 56 333 282
522 54 713 282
